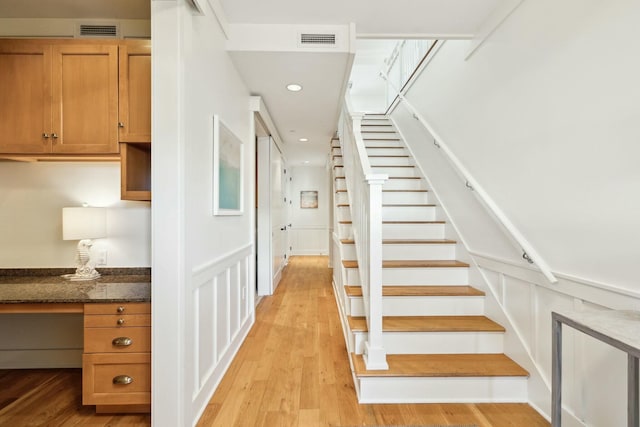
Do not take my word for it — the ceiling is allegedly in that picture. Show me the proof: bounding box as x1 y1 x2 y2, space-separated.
1 0 503 166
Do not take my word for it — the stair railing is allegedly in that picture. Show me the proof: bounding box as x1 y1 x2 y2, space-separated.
380 72 558 284
339 96 389 369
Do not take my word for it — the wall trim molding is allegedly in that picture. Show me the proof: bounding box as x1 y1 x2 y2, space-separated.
191 243 252 287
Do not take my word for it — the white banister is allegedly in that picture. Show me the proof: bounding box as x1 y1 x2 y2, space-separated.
381 72 558 284
339 97 389 369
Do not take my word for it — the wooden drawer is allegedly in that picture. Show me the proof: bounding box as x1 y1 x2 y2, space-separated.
84 302 150 315
84 313 151 328
84 327 150 353
83 353 150 405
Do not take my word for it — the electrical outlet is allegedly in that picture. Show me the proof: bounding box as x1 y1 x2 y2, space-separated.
95 250 108 266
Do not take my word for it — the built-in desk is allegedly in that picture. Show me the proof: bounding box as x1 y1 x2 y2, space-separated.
0 269 151 414
552 310 640 427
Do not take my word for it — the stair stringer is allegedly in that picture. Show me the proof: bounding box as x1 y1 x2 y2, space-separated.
390 115 558 420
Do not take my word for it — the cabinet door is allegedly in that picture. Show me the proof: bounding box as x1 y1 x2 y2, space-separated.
0 41 52 154
51 44 119 154
119 42 151 143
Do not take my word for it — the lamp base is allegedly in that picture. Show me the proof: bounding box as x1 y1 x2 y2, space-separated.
61 270 101 281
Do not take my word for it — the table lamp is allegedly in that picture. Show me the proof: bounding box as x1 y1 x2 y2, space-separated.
62 206 107 281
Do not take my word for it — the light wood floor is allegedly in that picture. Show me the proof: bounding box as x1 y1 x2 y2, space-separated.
0 368 150 426
197 256 550 427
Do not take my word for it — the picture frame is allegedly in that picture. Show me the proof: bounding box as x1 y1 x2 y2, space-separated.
300 191 318 209
213 115 243 216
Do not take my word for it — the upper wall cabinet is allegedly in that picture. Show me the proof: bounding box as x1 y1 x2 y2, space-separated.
0 40 119 155
118 41 151 143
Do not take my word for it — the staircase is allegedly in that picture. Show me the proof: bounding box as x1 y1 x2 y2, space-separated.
331 113 529 403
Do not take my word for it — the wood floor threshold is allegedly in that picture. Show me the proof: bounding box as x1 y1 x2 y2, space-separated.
352 353 529 377
340 238 454 244
342 260 469 268
344 285 485 297
347 315 505 333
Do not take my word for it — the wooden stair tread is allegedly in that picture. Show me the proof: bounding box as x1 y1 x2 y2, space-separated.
342 260 469 268
352 353 529 377
338 220 445 224
347 315 505 333
368 155 409 157
371 165 415 168
344 285 484 297
340 238 455 245
382 189 427 192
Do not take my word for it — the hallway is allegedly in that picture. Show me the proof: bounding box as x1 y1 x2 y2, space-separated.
196 256 549 426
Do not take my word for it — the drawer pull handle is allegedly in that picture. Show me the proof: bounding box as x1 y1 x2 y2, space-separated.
117 318 125 326
117 306 125 313
112 337 133 347
113 375 133 385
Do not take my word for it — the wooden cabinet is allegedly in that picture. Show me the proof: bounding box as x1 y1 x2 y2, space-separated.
118 41 151 143
83 302 151 413
119 40 152 201
0 40 119 155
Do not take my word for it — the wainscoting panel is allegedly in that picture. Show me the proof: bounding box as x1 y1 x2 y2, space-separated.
190 244 255 423
472 251 639 427
289 226 329 255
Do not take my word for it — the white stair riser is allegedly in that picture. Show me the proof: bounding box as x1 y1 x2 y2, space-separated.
337 207 351 222
351 331 504 355
363 139 402 147
382 192 429 204
372 166 418 177
331 148 342 156
368 157 411 166
335 170 345 178
341 243 455 261
339 222 446 241
345 267 468 285
382 223 444 239
366 147 405 156
362 116 391 126
382 205 435 221
333 157 343 166
357 376 527 403
348 295 485 317
335 179 347 190
382 179 425 191
362 133 400 140
335 192 349 204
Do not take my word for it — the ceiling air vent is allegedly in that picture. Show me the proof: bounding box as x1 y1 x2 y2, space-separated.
299 33 337 47
75 23 120 39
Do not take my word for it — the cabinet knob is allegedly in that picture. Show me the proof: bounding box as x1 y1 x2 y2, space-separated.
117 306 125 313
112 375 133 385
112 337 133 347
51 133 58 139
42 133 50 139
117 318 125 326
118 122 125 128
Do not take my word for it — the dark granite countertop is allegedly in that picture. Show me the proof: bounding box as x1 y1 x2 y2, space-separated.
0 268 151 304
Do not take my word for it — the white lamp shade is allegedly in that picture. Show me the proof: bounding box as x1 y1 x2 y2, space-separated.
62 207 107 240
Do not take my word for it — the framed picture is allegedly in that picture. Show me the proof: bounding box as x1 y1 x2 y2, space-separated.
213 115 243 215
300 191 318 209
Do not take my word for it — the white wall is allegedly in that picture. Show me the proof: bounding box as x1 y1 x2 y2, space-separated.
152 1 255 426
0 162 150 268
391 0 640 425
397 0 640 291
289 165 329 255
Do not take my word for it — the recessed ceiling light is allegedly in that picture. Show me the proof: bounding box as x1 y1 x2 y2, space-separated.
299 138 309 142
286 84 303 92
303 160 310 164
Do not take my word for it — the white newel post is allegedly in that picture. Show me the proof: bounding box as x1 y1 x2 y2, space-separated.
363 176 388 370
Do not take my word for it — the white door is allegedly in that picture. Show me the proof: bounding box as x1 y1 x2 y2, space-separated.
270 139 287 289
